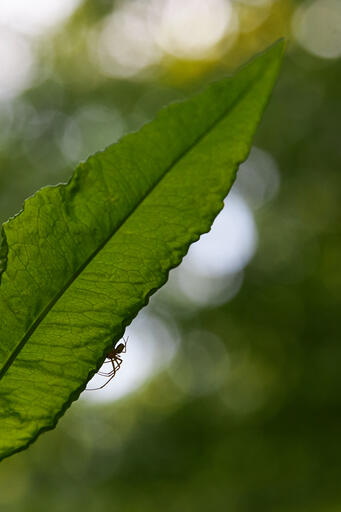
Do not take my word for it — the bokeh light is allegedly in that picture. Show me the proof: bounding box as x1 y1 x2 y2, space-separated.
183 192 257 278
236 146 281 209
292 0 341 59
160 190 256 309
0 0 82 37
0 30 35 100
95 1 161 78
149 0 238 59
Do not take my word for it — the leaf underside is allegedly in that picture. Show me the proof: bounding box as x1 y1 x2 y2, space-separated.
0 41 284 460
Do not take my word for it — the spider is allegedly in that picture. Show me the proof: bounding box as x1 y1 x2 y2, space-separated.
86 337 128 391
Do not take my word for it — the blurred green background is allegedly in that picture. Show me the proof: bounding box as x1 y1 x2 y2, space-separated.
1 0 341 510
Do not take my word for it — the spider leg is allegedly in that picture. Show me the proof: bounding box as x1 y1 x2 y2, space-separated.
113 356 123 371
101 357 122 376
86 371 118 391
98 370 115 377
121 336 129 353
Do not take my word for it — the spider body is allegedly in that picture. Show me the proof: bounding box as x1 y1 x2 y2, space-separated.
107 342 125 359
87 337 128 391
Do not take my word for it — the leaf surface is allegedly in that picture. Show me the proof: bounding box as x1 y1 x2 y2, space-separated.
0 41 284 460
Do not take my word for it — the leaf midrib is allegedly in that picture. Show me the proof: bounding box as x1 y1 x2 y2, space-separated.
0 65 265 380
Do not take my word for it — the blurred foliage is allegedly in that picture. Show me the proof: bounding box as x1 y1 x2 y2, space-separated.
0 0 341 510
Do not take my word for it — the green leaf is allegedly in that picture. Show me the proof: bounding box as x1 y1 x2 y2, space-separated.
0 41 284 460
